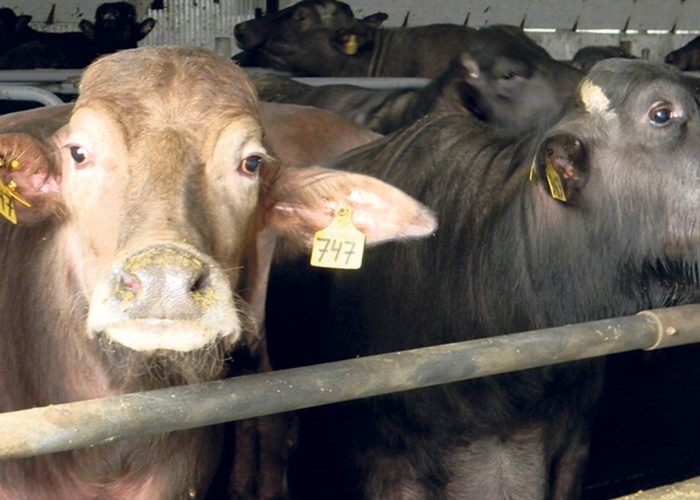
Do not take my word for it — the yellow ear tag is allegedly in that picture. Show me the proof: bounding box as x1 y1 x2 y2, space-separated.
528 159 539 185
310 206 365 270
545 157 567 202
0 180 18 224
0 179 31 224
342 34 358 55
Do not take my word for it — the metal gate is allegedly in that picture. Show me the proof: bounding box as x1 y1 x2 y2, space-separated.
2 304 700 460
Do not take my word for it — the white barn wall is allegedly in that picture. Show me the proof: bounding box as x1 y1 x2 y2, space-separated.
5 1 700 60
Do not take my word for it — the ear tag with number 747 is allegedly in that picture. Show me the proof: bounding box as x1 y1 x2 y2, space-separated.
310 207 366 270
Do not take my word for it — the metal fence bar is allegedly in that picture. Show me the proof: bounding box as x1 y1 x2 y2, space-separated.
2 304 700 460
0 69 82 83
0 86 64 106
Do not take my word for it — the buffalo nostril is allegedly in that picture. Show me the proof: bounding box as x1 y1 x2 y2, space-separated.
116 245 217 318
119 271 141 293
190 267 211 293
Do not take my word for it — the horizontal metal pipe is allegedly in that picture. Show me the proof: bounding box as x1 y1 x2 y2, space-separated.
2 304 700 460
0 86 64 106
243 67 429 88
0 69 82 83
291 77 430 89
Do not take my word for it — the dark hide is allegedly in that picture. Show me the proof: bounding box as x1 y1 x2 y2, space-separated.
255 25 582 136
0 7 33 53
571 45 635 73
255 68 458 134
0 2 156 69
266 60 700 499
234 0 356 51
243 16 477 78
457 25 583 135
233 0 386 69
79 2 157 56
666 34 700 71
0 46 435 499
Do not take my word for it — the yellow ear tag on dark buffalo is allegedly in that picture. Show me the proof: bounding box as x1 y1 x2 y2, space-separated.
342 34 359 55
0 179 31 224
528 159 539 185
545 157 567 202
310 206 365 270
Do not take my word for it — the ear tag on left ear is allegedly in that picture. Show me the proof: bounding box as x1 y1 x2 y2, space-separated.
528 158 539 185
342 34 358 55
545 157 567 202
310 206 365 270
0 180 18 224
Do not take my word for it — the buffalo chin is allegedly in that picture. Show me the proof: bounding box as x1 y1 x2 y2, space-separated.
99 318 236 352
95 326 235 389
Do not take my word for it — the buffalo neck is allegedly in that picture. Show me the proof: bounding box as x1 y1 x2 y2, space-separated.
366 28 393 77
0 222 110 409
0 221 224 499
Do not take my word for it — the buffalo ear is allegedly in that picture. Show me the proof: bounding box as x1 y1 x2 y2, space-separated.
0 133 62 225
460 52 480 79
531 133 588 203
263 165 436 250
138 18 157 40
79 19 96 40
362 12 388 28
239 165 436 343
15 14 31 31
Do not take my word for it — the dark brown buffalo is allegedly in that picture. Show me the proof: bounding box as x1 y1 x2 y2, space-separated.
0 7 32 53
0 2 156 69
266 59 700 498
571 45 635 73
666 35 700 71
255 73 449 135
0 46 436 499
235 1 477 78
255 25 582 135
233 0 386 68
457 25 583 133
234 0 379 51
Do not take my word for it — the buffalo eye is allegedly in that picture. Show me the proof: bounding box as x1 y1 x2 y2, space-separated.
649 104 673 126
240 154 263 175
70 145 88 165
501 72 515 80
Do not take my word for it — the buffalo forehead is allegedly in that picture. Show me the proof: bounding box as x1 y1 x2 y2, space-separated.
582 58 685 111
78 47 259 131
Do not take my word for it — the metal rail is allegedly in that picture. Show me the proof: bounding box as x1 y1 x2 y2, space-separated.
0 69 82 83
0 86 64 106
2 304 700 460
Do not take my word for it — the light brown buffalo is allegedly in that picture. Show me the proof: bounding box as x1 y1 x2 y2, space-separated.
260 101 381 167
0 46 435 499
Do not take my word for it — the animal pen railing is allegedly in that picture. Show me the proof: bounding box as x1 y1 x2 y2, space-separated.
2 304 700 461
